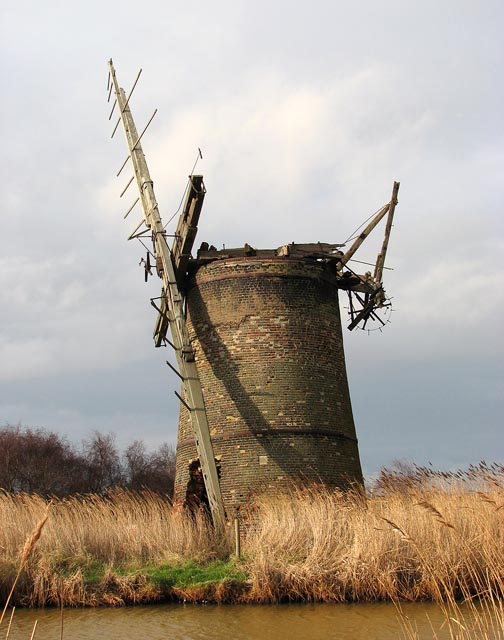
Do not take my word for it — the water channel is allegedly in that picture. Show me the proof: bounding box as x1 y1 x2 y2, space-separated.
5 602 497 639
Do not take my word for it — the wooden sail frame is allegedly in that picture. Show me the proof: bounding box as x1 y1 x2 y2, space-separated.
108 60 226 530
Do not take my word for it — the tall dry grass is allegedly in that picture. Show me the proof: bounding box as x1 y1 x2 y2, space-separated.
243 464 503 638
244 480 503 604
0 488 227 606
0 464 502 618
0 505 49 624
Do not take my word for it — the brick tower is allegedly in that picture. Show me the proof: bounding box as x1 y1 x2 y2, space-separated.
173 254 363 511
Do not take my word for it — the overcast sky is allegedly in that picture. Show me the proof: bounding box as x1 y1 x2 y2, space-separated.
1 1 502 478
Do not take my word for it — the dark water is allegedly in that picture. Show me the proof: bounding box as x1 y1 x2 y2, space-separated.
3 602 496 639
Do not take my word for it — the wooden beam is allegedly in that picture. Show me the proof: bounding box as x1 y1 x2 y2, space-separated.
347 296 384 331
338 203 390 268
277 242 344 259
197 247 276 261
172 175 206 286
336 275 375 293
374 181 400 284
109 61 226 531
196 243 344 263
152 294 169 347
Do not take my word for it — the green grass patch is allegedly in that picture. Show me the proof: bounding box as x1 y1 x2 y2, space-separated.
50 558 105 585
81 563 104 586
146 560 247 590
47 557 248 595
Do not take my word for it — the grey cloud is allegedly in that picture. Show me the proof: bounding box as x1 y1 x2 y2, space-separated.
1 0 502 475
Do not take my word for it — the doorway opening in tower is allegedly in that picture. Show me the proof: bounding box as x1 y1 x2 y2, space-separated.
184 457 221 515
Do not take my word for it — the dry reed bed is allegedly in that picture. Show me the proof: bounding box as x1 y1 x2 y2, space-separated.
245 484 503 604
0 468 503 609
0 489 225 607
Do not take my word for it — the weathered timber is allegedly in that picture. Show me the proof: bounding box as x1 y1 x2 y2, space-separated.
172 176 206 286
152 295 169 347
108 60 226 531
277 242 344 259
197 247 277 261
338 204 390 268
374 181 400 285
195 243 381 294
347 292 385 331
336 273 376 293
196 242 344 264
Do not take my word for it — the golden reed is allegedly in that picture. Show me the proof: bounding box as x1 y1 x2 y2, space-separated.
0 466 502 618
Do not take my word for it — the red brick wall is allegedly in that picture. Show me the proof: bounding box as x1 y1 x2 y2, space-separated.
174 257 363 512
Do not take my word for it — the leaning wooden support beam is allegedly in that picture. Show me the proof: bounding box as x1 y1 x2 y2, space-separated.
374 181 400 285
172 175 206 286
338 180 402 270
108 60 226 531
338 204 389 268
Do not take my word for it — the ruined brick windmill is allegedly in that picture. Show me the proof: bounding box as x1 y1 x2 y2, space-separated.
107 61 400 529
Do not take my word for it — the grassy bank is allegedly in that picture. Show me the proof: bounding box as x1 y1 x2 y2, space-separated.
0 466 502 613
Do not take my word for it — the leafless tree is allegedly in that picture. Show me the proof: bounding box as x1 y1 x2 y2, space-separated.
124 440 176 495
0 424 84 495
0 424 176 497
82 431 124 493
